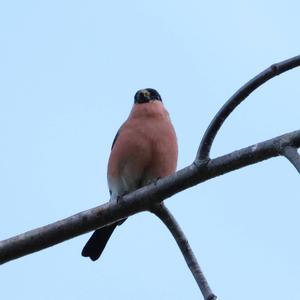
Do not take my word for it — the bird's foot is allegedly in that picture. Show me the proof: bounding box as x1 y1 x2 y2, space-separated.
115 194 128 226
150 177 161 185
116 190 130 203
116 193 126 204
148 177 161 186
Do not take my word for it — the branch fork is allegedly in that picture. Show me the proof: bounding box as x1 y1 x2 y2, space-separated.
1 55 300 300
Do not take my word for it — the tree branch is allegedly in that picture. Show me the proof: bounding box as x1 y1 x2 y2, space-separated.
150 203 217 300
282 146 300 174
196 55 300 161
2 55 300 300
1 129 300 265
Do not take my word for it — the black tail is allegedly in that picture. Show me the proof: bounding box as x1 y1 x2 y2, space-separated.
81 224 117 261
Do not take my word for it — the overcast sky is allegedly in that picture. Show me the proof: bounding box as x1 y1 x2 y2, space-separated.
1 1 300 299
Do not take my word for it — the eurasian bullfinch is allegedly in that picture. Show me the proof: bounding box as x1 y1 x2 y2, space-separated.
82 88 178 261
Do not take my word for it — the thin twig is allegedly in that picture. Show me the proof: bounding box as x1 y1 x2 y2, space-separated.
196 55 300 161
282 146 300 174
1 129 300 265
150 203 217 300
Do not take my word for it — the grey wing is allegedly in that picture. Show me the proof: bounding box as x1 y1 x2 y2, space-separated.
109 130 120 197
111 130 120 151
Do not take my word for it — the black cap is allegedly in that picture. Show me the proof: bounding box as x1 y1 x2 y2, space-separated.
134 88 162 104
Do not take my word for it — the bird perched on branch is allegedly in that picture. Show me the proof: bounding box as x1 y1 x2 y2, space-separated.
82 88 178 261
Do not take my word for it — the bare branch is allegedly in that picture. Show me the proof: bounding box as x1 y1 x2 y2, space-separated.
282 146 300 174
150 203 217 300
2 55 300 300
196 55 300 161
1 129 300 265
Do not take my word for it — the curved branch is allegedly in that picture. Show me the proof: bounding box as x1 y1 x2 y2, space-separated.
150 203 216 300
1 129 300 265
196 55 300 161
282 146 300 174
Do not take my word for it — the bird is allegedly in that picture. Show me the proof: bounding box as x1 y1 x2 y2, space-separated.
81 88 178 261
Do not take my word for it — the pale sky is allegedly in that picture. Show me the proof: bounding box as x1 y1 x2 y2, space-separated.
1 1 300 299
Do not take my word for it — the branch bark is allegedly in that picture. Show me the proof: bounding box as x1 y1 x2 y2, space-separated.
2 55 300 300
196 55 300 161
150 203 217 300
282 146 300 174
1 129 300 265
